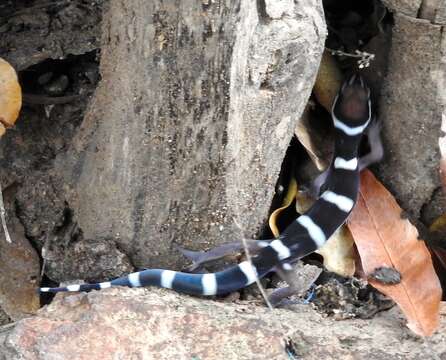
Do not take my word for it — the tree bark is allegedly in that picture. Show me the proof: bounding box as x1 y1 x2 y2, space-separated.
58 0 326 269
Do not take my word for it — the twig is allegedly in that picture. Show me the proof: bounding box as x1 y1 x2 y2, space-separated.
233 218 273 310
326 48 375 69
23 93 80 105
0 322 16 333
0 182 11 243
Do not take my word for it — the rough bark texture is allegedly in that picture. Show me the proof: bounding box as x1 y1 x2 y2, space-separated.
57 0 326 269
0 0 103 71
1 288 446 360
381 0 422 16
377 11 446 222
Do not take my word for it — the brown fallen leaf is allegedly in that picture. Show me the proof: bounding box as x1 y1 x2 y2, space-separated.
348 169 442 336
313 50 343 113
0 57 22 135
317 226 356 278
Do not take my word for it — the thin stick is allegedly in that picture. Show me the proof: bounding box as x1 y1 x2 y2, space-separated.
0 322 15 333
0 182 11 243
241 237 274 310
234 218 273 310
325 48 375 69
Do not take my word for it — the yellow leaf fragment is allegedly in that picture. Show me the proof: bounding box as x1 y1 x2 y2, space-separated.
313 50 343 113
269 178 298 238
430 213 446 233
316 226 356 277
0 58 22 133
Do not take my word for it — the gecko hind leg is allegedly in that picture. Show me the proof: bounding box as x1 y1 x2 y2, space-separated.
177 239 272 271
268 262 302 307
359 117 383 170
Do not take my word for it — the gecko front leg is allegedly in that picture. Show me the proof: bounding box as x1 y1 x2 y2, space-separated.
309 118 383 197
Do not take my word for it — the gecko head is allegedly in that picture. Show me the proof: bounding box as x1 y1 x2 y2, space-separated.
332 73 371 126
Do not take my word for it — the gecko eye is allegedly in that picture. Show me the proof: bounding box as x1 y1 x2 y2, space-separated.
333 74 371 124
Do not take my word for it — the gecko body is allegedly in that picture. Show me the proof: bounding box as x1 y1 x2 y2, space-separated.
40 74 375 298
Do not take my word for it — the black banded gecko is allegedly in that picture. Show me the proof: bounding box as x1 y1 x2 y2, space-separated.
40 74 382 301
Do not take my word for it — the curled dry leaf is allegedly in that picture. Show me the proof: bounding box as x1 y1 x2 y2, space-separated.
312 50 343 113
348 170 442 336
269 178 298 238
0 58 22 136
294 104 331 171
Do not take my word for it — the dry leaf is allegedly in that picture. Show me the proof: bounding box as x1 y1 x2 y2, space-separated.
0 57 22 135
348 169 442 336
294 104 330 171
294 51 341 170
317 226 356 277
269 178 298 238
313 50 343 113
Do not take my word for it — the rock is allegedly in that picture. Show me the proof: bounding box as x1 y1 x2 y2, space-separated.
381 0 422 17
13 171 133 283
270 261 322 296
57 0 326 270
377 14 444 221
45 237 134 283
14 173 66 249
1 288 446 359
0 188 40 320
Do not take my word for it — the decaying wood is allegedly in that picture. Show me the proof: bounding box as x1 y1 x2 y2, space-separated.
57 0 326 269
377 11 445 222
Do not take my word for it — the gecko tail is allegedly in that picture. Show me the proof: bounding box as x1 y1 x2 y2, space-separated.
39 281 111 293
38 269 146 294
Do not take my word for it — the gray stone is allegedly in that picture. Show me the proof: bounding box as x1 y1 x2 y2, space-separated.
0 188 40 320
381 0 422 17
1 288 446 359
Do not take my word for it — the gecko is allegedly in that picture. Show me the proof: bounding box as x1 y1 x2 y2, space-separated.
39 74 383 304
